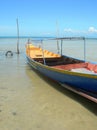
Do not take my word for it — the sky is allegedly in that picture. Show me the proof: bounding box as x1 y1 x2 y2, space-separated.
0 0 97 37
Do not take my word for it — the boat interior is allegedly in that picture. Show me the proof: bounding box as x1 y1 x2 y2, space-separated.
26 44 97 74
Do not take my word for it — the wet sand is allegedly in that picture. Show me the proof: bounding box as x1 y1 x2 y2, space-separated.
0 52 97 130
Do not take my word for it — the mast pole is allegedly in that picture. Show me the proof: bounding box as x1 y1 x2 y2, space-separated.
41 40 46 65
61 39 63 56
56 21 60 54
16 18 20 54
84 37 86 61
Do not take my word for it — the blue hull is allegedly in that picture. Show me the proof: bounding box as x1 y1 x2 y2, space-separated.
27 57 97 97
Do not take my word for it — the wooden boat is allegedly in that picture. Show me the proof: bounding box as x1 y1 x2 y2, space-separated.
26 38 97 103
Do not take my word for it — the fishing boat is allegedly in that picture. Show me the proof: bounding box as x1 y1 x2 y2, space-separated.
26 37 97 103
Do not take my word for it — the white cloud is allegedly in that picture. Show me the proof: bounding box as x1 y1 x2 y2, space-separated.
64 28 73 32
88 27 97 33
43 32 51 35
64 28 84 34
63 27 97 36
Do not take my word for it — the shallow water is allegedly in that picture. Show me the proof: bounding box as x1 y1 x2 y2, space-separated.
0 38 97 130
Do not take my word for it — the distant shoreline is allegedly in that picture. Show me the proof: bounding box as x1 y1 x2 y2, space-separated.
0 36 97 40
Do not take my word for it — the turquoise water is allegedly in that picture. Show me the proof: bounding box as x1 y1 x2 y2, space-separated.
0 37 97 62
0 37 27 52
0 37 97 130
43 38 97 62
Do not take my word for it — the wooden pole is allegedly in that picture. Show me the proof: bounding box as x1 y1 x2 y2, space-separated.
56 21 60 54
61 39 63 56
84 38 86 61
16 18 20 54
41 40 46 65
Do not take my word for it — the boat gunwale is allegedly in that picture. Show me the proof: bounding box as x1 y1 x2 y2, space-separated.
27 55 97 79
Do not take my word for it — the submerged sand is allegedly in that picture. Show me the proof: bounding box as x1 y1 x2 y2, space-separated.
0 50 97 130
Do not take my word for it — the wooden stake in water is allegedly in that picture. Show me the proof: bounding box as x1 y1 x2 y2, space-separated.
16 18 20 54
56 21 60 54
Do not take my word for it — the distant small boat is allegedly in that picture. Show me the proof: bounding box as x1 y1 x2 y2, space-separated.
26 37 97 103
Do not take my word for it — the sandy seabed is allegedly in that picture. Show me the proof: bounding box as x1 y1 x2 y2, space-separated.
0 38 97 130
